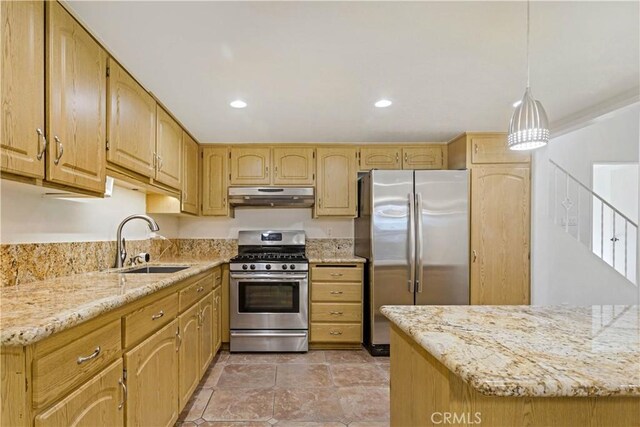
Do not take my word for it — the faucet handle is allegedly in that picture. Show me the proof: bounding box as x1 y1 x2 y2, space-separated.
129 252 151 266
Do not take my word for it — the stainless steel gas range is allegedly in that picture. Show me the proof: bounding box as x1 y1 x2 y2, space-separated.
229 230 309 352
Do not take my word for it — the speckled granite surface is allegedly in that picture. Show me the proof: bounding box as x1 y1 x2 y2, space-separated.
0 259 225 347
381 305 640 397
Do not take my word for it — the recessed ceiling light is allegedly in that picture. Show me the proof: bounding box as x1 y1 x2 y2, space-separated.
230 100 247 109
512 100 522 107
375 99 392 108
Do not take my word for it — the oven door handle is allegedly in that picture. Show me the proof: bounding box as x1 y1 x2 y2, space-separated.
230 273 308 280
230 331 308 338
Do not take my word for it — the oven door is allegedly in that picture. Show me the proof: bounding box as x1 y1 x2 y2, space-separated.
230 272 308 330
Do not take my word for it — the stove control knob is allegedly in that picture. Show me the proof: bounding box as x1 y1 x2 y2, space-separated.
290 264 296 270
266 264 271 270
282 264 288 270
250 264 256 270
242 264 248 270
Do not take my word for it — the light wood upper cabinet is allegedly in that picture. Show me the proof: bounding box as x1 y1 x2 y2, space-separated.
230 147 271 185
199 292 214 379
471 167 530 305
201 146 229 216
272 147 315 185
1 1 45 179
178 303 200 410
34 360 124 427
316 147 357 217
359 147 401 171
182 132 199 215
470 133 530 164
124 319 179 427
46 1 107 194
402 146 444 170
156 106 182 189
106 58 155 178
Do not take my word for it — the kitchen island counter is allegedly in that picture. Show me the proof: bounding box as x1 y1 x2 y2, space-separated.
381 305 640 426
0 258 227 346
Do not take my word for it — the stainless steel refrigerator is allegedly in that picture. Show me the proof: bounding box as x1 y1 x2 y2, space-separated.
355 170 469 355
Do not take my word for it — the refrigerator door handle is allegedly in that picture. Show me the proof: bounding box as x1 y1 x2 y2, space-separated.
416 193 424 293
408 192 416 293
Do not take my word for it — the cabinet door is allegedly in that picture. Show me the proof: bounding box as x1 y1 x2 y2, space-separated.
46 2 106 193
272 147 315 185
471 167 530 305
182 132 199 215
35 359 124 427
214 286 222 351
315 147 357 217
229 147 271 185
124 319 179 427
201 146 229 216
359 147 401 171
470 134 530 164
156 106 182 189
402 146 443 170
178 303 200 410
1 1 45 179
106 58 155 178
199 292 214 378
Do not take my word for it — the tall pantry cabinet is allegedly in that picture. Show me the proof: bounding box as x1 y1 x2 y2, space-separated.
448 133 531 305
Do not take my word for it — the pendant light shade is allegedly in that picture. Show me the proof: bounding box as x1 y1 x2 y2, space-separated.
507 0 550 151
507 87 550 150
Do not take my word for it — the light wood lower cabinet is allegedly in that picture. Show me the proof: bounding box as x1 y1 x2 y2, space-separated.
214 285 222 352
35 359 124 427
471 167 530 305
309 263 363 348
1 0 46 179
124 319 179 427
178 303 200 410
46 1 107 194
199 292 214 378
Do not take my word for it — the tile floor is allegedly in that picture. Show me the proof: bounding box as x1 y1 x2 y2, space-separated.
176 349 390 427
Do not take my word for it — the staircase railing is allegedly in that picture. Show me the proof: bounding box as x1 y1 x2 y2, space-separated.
549 159 637 285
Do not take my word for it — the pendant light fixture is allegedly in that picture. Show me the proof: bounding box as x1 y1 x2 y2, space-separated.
507 0 549 151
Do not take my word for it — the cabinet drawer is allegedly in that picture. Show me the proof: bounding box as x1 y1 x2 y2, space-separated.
311 283 361 302
311 323 361 343
311 303 362 322
311 266 362 282
33 319 121 409
123 293 179 348
470 134 530 164
179 275 213 311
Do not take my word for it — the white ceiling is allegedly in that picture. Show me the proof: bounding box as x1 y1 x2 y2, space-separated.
66 1 639 143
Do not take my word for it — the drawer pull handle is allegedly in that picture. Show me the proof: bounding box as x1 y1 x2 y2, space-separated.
118 378 127 410
330 311 344 315
77 346 101 364
330 331 343 335
151 310 164 320
330 291 343 295
330 273 343 277
197 286 205 293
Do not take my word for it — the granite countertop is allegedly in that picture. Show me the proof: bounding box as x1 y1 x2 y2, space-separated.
381 305 640 398
0 258 227 347
307 255 366 264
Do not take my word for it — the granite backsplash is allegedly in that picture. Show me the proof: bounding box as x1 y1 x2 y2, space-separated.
1 238 354 286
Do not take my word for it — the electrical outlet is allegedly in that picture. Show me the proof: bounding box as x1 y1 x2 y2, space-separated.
560 217 578 227
327 228 333 237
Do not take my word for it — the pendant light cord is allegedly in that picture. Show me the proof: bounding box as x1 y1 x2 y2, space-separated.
526 0 530 88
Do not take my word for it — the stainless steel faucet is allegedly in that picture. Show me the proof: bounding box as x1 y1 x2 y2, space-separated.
114 214 160 268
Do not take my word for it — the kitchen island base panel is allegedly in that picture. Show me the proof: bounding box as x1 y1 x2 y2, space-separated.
390 325 640 427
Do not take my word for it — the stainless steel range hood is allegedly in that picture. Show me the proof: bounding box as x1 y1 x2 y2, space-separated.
228 187 314 208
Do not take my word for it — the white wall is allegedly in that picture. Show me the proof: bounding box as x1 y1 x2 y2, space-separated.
0 180 178 244
178 209 353 239
532 103 640 305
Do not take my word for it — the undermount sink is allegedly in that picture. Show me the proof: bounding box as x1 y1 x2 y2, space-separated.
121 266 190 274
